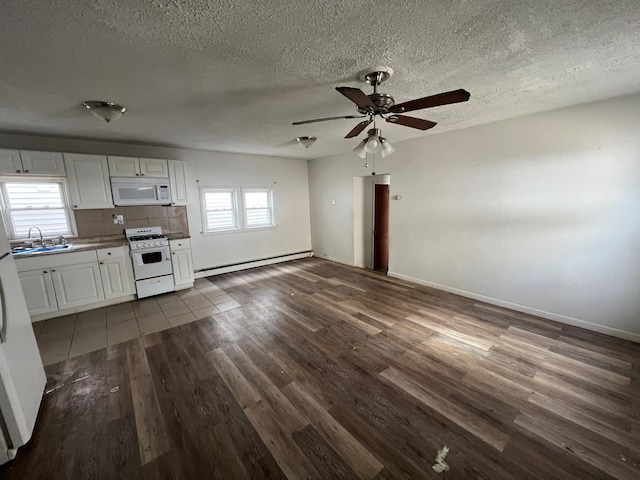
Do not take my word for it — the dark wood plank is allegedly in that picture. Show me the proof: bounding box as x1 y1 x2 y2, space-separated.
6 257 640 480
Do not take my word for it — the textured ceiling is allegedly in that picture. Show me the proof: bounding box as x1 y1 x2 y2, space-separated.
1 0 640 159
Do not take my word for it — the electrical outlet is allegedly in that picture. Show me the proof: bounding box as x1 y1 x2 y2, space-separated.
113 214 124 225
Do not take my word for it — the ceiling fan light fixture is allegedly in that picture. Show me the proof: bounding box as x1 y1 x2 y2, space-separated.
296 136 317 148
353 138 368 158
82 101 127 123
380 137 395 158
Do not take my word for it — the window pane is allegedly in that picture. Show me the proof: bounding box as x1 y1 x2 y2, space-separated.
3 181 73 238
246 208 270 226
202 189 238 231
244 190 273 227
204 191 233 210
5 183 65 208
245 191 269 208
12 209 70 237
206 211 234 229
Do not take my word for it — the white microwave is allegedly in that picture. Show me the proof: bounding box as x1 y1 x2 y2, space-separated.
111 177 172 206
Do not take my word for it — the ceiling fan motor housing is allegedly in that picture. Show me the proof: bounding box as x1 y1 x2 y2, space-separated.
358 93 395 114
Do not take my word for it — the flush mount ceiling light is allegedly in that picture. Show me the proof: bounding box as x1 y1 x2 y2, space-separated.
82 101 127 123
353 128 395 158
296 136 317 148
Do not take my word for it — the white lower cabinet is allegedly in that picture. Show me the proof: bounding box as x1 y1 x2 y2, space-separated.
18 262 104 316
169 238 194 289
98 246 135 300
16 249 131 320
50 263 105 310
18 269 58 316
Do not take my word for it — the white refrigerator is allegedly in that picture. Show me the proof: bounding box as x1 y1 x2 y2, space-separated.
0 225 46 464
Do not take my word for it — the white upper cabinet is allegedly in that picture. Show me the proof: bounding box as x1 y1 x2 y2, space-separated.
64 153 114 209
108 156 168 178
168 160 188 205
0 149 23 174
0 149 65 176
107 156 140 177
139 158 168 178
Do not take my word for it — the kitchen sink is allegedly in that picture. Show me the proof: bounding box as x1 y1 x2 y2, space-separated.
11 244 75 255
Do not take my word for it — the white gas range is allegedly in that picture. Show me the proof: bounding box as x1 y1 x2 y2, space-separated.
125 227 174 299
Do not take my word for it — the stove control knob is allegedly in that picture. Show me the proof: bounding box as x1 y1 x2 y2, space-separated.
137 243 143 248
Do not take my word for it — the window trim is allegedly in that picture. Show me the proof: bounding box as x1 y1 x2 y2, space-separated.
242 188 275 229
199 187 241 234
199 186 277 236
0 176 77 241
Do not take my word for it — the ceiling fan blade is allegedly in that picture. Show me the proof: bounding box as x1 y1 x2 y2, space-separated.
389 89 470 113
345 118 372 138
292 115 366 125
386 115 437 130
336 87 376 110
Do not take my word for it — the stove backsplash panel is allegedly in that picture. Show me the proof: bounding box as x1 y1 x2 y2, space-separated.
74 206 188 238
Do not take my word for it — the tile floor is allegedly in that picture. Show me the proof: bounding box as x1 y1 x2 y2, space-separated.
32 277 241 366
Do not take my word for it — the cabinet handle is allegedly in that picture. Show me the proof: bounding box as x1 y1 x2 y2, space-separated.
24 170 29 173
141 173 145 176
51 269 56 272
107 252 111 255
74 205 78 208
15 170 21 173
43 270 48 273
135 173 139 176
100 262 104 265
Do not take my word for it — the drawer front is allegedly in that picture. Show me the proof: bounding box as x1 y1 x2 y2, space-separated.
15 250 99 272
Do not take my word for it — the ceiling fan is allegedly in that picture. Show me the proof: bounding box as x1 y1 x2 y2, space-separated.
292 66 470 139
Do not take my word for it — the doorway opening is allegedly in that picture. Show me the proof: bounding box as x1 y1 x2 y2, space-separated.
353 174 390 273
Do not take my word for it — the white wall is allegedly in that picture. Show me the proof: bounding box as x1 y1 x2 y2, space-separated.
308 93 640 341
0 133 312 271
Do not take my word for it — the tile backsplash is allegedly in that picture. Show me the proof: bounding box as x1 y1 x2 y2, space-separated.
74 206 189 238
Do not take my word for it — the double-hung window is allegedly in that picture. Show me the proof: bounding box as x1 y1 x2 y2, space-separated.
243 189 274 228
200 187 274 234
200 188 240 232
0 178 75 239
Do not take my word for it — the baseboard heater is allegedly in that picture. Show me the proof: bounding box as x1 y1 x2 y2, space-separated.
194 251 313 278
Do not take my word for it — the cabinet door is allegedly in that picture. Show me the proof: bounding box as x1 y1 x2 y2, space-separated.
139 158 168 178
168 160 188 205
64 153 114 209
98 247 135 299
0 149 23 175
19 151 66 176
18 269 58 316
108 156 140 177
51 262 105 310
171 249 194 288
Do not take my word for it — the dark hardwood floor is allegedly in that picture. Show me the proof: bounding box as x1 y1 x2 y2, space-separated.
2 257 639 479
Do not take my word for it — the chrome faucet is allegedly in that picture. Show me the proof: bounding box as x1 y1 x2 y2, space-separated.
27 226 44 246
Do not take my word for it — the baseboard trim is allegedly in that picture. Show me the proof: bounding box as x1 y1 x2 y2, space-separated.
387 271 640 344
312 253 354 267
195 251 313 278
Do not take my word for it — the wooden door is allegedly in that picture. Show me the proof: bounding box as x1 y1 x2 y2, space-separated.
373 184 389 271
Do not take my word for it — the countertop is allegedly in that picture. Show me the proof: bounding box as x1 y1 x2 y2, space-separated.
12 232 190 259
